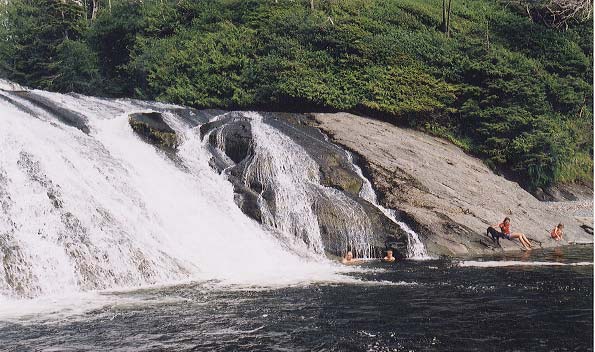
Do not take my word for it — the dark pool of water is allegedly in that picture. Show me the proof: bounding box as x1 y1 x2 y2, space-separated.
1 246 592 351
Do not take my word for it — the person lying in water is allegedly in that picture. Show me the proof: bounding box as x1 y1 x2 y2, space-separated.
551 223 564 241
341 251 363 264
489 217 532 250
383 249 396 262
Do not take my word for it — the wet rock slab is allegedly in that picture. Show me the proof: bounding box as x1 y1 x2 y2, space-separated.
12 91 90 134
201 112 410 258
313 112 594 256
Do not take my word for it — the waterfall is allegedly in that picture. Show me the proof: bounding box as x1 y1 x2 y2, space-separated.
345 153 430 259
240 112 376 258
0 88 343 300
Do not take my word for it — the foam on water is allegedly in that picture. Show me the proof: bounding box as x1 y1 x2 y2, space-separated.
0 79 25 91
459 261 593 268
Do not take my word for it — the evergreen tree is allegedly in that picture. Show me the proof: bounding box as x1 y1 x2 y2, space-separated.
0 0 87 90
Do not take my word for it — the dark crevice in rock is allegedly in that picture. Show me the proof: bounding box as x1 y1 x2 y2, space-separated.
580 224 593 235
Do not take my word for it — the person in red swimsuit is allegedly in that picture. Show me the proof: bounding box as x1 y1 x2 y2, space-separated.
491 217 533 250
550 223 564 241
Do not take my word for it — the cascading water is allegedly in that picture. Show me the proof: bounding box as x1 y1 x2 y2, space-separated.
215 112 377 258
0 87 346 300
244 113 327 256
345 153 430 259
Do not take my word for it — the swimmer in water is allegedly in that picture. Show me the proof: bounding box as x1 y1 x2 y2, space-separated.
383 249 396 262
341 251 362 264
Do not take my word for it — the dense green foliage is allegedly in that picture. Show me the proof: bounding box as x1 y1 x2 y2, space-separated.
0 0 592 190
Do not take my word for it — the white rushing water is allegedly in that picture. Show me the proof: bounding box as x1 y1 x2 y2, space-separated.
242 112 376 258
0 88 352 301
345 152 430 259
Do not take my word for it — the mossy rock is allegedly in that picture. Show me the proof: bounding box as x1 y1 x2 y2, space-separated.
318 152 363 196
129 112 178 152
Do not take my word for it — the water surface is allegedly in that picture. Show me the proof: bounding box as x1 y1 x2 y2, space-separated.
1 246 592 351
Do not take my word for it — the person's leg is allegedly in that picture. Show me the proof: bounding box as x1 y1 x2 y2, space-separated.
520 233 533 247
487 227 495 241
510 233 529 249
512 233 528 247
520 234 532 248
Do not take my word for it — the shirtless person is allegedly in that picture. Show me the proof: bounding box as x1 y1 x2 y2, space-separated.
383 249 396 262
341 251 363 264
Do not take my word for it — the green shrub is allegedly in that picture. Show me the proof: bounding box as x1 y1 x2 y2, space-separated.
0 0 591 189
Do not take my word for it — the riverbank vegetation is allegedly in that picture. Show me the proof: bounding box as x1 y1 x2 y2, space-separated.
0 0 592 190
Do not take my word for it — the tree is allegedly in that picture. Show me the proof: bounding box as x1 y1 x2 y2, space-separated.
440 0 453 36
0 0 87 89
51 39 100 93
505 0 593 28
545 0 592 27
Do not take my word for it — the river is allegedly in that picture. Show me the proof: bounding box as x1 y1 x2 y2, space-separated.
1 246 591 351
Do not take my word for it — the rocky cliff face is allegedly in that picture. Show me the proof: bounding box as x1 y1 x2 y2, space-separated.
129 108 592 257
312 112 593 256
200 112 410 258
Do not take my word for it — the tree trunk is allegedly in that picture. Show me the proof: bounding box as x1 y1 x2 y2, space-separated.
310 0 315 10
446 0 452 37
485 18 490 51
59 0 68 40
91 0 99 21
441 0 447 32
82 0 88 21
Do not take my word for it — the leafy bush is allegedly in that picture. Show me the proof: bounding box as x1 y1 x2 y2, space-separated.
0 0 591 190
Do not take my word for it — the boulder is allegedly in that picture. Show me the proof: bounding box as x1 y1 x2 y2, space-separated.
129 112 178 152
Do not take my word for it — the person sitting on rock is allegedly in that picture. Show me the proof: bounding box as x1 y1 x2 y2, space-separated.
383 249 396 262
341 251 363 265
550 223 564 241
490 217 532 250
